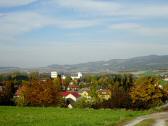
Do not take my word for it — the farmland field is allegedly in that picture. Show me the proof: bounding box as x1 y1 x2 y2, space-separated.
0 106 148 126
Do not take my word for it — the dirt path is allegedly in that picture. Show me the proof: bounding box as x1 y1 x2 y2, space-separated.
124 112 168 126
153 119 165 126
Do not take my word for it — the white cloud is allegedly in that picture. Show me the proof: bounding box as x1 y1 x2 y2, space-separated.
0 0 37 7
55 0 121 11
0 11 98 42
109 23 141 30
110 23 168 36
52 0 168 18
53 0 122 16
138 27 168 36
123 5 168 17
58 20 98 29
0 12 52 41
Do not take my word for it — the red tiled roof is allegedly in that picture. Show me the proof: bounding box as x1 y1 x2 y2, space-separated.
60 91 80 98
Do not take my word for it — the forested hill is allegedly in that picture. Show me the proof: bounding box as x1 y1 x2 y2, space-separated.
48 55 168 73
1 55 168 73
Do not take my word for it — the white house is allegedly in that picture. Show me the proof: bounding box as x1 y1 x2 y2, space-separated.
65 94 77 102
61 91 81 108
164 77 168 81
61 75 66 80
51 71 58 78
71 72 82 80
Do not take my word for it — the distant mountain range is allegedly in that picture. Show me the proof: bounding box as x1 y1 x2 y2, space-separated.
1 55 168 73
0 67 20 73
47 55 168 73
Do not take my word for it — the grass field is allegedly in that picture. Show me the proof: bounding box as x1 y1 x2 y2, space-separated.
0 106 148 126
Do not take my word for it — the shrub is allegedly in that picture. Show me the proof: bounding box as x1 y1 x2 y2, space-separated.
74 97 93 108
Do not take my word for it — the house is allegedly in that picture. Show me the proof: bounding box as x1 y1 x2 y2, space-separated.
164 77 168 81
60 91 81 107
78 87 91 99
97 89 111 100
71 72 82 80
61 75 66 80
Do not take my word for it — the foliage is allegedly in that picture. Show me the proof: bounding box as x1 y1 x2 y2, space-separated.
16 80 62 107
109 84 132 108
28 72 40 80
0 81 15 105
130 76 168 109
74 97 93 108
63 76 72 90
89 74 134 109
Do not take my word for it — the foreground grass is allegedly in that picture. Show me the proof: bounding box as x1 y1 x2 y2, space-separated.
0 106 148 126
135 119 155 126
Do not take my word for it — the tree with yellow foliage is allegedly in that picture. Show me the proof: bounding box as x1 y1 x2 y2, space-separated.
130 76 168 109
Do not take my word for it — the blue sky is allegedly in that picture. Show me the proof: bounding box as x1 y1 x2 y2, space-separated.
0 0 168 67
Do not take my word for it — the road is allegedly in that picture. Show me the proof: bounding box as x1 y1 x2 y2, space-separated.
124 112 168 126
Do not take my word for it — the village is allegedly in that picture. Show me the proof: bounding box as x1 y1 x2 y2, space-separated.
50 71 111 108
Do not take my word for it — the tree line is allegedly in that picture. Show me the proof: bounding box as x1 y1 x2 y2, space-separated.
0 72 168 109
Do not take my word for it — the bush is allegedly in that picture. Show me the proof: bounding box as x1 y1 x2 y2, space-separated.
74 97 93 108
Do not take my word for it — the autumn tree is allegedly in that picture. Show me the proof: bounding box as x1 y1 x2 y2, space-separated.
130 76 168 109
16 80 62 107
53 76 62 91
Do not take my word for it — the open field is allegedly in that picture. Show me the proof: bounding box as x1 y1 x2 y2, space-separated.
0 106 148 126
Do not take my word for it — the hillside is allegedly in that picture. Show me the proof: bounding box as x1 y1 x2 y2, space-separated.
48 55 168 73
1 55 168 73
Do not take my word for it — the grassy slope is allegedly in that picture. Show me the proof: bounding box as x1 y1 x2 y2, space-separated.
0 106 148 126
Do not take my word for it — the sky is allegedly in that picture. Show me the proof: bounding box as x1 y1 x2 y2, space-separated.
0 0 168 68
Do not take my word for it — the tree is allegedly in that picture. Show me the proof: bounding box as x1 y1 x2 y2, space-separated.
120 74 134 91
0 81 15 105
109 82 132 108
16 80 62 107
63 76 72 90
98 75 112 89
53 76 62 91
29 72 39 80
130 76 168 109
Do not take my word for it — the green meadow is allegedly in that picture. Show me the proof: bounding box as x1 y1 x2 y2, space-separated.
0 106 148 126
